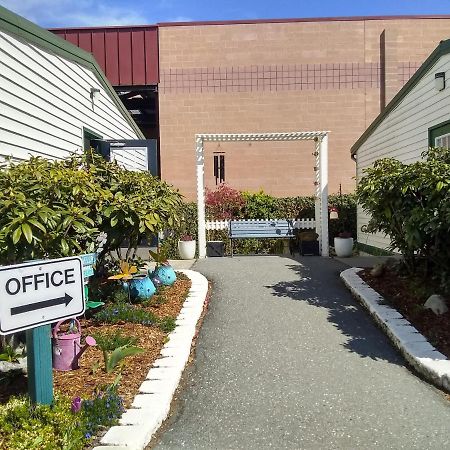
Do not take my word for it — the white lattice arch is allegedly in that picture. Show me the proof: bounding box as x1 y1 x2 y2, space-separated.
195 131 330 258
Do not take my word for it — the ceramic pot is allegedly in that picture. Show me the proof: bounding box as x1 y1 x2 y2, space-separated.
178 240 196 259
123 274 156 302
150 265 177 286
334 237 354 257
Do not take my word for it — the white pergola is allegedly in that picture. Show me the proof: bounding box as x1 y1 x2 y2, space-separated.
195 131 330 258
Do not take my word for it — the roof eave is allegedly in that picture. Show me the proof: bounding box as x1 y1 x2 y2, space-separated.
351 38 450 156
0 5 144 140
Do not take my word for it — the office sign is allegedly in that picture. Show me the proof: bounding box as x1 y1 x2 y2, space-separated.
0 257 85 334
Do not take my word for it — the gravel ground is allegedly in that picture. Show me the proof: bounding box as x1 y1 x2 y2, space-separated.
152 256 450 450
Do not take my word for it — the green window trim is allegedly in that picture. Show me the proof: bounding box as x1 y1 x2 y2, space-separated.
428 120 450 147
83 127 102 151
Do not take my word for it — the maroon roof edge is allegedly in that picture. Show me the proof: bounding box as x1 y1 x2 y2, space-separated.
51 26 159 86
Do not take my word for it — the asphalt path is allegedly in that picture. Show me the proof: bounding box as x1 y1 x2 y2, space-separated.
153 256 450 449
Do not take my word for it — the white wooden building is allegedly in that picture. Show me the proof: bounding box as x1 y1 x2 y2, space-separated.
351 39 450 254
0 6 147 171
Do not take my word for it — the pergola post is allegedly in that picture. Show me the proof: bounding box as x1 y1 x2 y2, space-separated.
314 138 322 254
319 134 329 257
196 135 207 259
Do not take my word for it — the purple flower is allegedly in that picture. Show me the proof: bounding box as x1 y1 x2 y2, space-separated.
71 396 82 413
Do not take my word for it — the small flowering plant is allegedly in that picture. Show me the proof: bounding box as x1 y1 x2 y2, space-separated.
71 396 82 414
80 384 125 439
179 234 194 241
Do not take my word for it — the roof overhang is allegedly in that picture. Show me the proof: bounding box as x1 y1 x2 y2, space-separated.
351 38 450 156
0 5 144 139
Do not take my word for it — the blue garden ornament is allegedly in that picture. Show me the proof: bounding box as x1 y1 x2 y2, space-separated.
150 265 177 286
123 274 156 302
151 274 163 290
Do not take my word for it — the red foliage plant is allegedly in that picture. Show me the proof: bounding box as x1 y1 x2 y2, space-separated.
205 184 245 220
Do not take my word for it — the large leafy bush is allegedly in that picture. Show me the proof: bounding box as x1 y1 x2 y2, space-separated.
356 147 450 292
0 150 183 264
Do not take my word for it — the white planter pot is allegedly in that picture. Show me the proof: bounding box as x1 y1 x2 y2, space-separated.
334 237 354 257
178 240 196 259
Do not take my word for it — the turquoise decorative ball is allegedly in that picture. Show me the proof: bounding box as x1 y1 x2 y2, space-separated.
151 265 176 286
123 275 156 302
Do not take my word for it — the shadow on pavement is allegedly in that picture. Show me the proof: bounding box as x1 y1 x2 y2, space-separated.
265 257 403 366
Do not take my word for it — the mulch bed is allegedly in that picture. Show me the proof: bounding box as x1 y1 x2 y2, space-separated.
360 269 450 359
0 276 192 407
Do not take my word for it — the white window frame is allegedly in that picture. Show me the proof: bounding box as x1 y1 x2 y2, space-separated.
435 133 450 148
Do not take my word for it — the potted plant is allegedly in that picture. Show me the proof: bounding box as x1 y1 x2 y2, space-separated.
178 234 196 260
334 231 354 257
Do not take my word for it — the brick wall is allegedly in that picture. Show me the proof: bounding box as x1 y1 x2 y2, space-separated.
159 18 450 200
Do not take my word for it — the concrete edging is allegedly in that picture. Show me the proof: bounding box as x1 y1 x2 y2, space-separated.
340 267 450 393
93 269 208 450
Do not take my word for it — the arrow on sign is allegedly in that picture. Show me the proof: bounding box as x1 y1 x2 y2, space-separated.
10 293 73 316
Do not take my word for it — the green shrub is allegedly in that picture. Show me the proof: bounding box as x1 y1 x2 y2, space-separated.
0 157 102 263
356 147 450 293
81 150 183 262
0 150 183 265
0 395 86 450
242 190 278 219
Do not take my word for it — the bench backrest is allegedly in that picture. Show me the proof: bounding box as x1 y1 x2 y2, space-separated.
229 220 294 239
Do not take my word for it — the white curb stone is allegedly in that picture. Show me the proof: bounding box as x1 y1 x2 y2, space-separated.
100 425 153 448
139 378 178 395
131 393 171 410
119 407 166 426
96 269 208 449
341 267 450 393
93 447 130 450
146 367 180 380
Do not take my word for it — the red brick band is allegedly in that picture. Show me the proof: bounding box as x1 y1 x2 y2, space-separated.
160 62 418 94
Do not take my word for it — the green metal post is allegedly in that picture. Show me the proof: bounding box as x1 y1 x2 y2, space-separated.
26 325 53 405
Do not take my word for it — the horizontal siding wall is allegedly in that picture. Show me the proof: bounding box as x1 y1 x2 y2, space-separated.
110 147 148 172
0 29 140 167
356 53 450 251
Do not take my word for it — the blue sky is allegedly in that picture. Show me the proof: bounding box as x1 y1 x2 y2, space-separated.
0 0 449 28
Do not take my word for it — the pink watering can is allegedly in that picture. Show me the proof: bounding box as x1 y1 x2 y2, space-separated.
52 319 96 371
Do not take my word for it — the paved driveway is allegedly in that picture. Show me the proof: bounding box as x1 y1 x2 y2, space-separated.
153 256 450 449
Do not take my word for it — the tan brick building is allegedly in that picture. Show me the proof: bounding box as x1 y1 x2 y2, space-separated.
53 16 450 200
